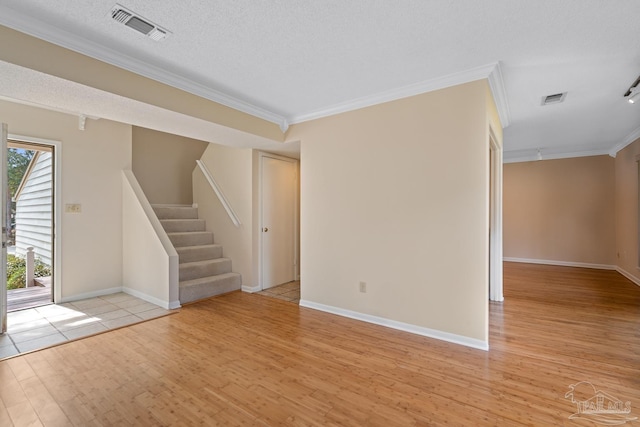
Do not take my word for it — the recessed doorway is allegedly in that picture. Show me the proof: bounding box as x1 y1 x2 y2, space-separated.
259 152 299 290
6 139 56 312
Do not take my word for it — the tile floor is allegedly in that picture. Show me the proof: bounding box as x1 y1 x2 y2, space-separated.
256 280 300 303
0 292 172 360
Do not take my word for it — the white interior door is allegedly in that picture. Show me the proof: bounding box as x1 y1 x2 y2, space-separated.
261 155 297 289
1 123 8 333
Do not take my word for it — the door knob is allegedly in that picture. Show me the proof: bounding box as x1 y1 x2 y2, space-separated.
263 227 269 232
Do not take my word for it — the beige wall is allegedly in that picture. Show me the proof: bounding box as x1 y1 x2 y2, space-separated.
287 80 493 344
504 156 616 266
193 144 255 287
122 171 180 309
132 127 208 205
194 145 300 290
615 139 640 283
0 99 132 300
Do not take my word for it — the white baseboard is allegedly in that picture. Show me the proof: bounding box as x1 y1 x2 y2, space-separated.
167 300 182 309
503 257 616 270
122 287 181 310
58 286 124 303
616 267 640 287
299 299 488 351
503 257 640 287
242 285 261 293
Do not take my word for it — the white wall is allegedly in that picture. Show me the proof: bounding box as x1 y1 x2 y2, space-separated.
0 99 132 300
286 80 494 348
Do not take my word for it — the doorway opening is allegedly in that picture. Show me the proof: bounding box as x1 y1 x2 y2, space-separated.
6 140 55 312
258 152 299 291
489 129 504 302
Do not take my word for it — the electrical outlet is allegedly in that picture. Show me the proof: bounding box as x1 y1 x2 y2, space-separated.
359 281 367 293
65 203 82 213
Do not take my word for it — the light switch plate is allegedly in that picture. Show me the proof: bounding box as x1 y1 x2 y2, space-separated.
65 203 81 213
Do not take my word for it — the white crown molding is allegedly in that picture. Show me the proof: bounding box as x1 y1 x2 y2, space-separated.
299 299 489 351
487 61 511 128
503 147 611 164
0 7 511 135
609 125 640 157
288 62 499 125
279 118 289 133
0 6 288 130
6 6 633 161
503 257 616 271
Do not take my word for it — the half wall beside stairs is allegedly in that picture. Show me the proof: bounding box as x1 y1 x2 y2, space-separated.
122 170 180 309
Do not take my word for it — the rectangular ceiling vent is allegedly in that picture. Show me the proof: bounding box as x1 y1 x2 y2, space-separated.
541 92 567 106
110 4 171 41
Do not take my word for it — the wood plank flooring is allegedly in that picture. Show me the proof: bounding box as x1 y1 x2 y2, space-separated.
0 262 638 426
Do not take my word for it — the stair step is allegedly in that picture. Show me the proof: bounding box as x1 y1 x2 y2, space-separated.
153 206 199 220
160 219 206 233
153 204 242 304
168 231 214 247
176 244 223 263
179 273 241 304
179 258 232 281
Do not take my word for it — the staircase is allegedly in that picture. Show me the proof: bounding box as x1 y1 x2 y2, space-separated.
152 205 241 304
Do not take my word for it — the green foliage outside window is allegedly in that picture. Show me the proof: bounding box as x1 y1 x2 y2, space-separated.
8 148 34 198
6 254 52 290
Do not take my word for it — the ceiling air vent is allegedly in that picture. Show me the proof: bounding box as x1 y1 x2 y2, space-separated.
110 4 171 41
541 92 567 106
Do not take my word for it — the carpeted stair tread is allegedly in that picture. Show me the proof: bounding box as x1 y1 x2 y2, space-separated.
179 273 241 303
160 219 206 232
153 206 199 220
154 204 242 304
176 244 223 263
167 231 214 247
179 258 232 281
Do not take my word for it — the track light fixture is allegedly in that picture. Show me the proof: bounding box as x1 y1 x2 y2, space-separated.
624 75 640 104
627 88 640 104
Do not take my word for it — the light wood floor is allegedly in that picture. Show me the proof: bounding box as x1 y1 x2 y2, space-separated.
0 263 638 426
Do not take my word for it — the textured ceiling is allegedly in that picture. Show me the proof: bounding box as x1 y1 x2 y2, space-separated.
1 1 640 160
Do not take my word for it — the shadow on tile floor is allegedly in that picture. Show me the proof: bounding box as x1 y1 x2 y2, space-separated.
256 281 300 303
0 293 173 360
